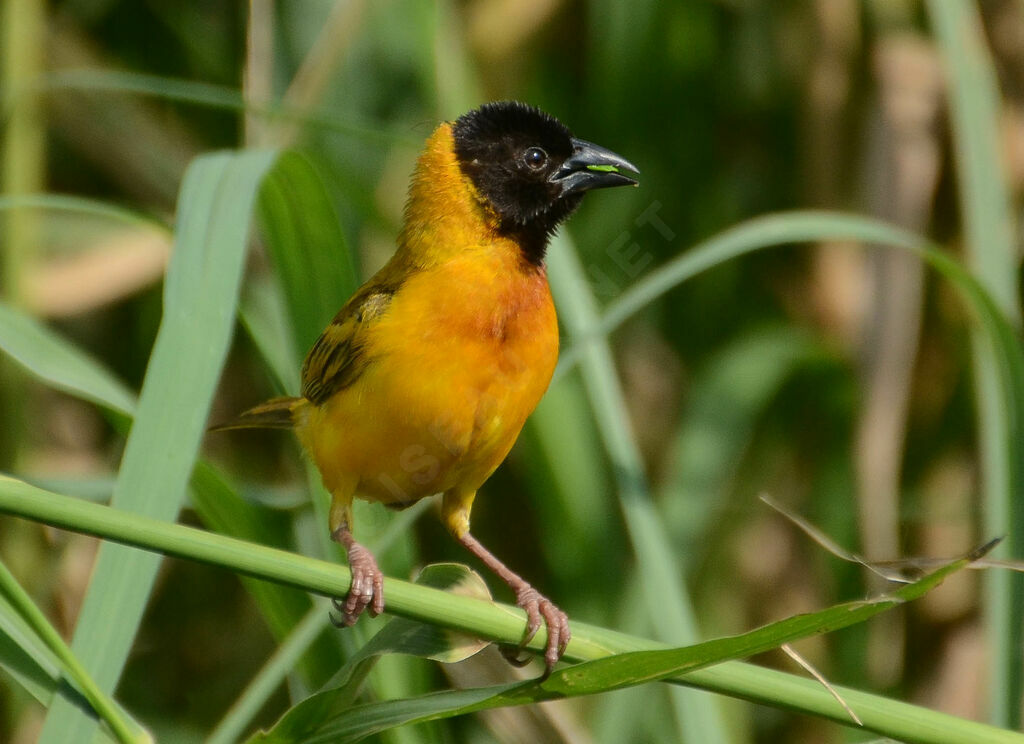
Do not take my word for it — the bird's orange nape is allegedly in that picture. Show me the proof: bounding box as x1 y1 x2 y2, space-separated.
217 101 638 673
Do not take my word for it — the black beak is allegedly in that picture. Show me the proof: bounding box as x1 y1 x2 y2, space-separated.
551 138 640 197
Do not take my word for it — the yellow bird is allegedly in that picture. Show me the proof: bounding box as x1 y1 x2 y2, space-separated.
221 101 638 670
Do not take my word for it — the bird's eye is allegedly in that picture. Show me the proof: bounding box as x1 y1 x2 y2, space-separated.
523 147 547 169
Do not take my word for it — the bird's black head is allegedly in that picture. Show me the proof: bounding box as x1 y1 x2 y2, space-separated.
452 101 638 263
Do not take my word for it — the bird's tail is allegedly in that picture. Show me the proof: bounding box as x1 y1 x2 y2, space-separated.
209 396 302 432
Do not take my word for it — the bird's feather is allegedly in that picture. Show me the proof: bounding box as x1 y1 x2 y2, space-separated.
301 285 398 405
209 396 300 431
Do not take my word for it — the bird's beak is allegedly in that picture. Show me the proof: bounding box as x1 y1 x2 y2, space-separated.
551 138 640 197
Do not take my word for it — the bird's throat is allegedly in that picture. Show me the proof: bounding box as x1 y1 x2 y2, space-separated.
399 124 550 269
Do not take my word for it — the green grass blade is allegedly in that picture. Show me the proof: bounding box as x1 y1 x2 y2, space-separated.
1 0 43 308
0 193 168 231
547 230 729 744
258 150 360 358
238 277 301 393
582 212 897 342
208 500 434 744
0 590 62 704
925 2 1018 318
0 476 1018 743
578 210 1024 556
0 217 335 702
18 70 416 147
0 473 606 666
0 301 138 416
0 558 150 743
38 149 280 743
520 376 616 613
549 544 977 694
927 2 1023 726
0 238 333 689
189 462 313 636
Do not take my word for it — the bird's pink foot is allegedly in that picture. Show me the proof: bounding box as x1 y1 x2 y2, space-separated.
330 527 384 626
513 585 570 675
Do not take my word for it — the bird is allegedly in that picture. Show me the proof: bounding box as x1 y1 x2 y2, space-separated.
217 101 638 672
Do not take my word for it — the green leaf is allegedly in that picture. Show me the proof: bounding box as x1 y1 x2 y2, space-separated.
238 276 301 393
0 173 340 720
30 70 415 146
0 301 137 416
552 208 1024 741
521 375 615 601
249 563 491 744
927 2 1023 727
577 211 1019 375
0 174 341 709
258 150 360 358
543 543 979 697
0 557 150 742
265 549 985 744
0 590 62 705
253 149 365 564
38 149 280 744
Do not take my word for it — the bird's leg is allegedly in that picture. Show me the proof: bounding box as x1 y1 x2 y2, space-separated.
457 531 570 674
330 523 385 626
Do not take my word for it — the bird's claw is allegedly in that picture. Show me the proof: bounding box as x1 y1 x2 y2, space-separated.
498 645 534 667
330 541 384 626
514 585 570 675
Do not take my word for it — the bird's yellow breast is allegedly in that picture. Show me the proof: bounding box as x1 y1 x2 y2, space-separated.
302 248 557 506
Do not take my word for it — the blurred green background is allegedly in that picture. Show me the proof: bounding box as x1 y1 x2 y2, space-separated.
2 0 1023 742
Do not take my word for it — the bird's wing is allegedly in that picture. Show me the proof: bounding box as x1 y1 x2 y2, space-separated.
301 286 397 405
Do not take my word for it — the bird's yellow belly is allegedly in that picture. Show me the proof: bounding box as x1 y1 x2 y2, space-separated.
302 256 558 507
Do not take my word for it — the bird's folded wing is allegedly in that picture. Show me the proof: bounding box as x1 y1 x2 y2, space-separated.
300 285 397 405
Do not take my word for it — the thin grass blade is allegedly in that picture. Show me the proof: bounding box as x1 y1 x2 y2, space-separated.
38 149 279 743
19 70 414 146
927 2 1023 726
547 230 729 744
0 590 62 704
258 150 360 358
0 193 167 230
0 301 138 416
0 558 150 743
